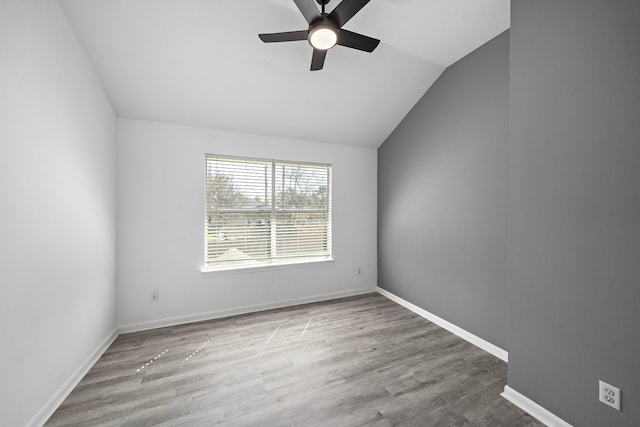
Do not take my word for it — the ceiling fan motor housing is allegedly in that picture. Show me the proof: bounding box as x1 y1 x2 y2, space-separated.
308 15 339 49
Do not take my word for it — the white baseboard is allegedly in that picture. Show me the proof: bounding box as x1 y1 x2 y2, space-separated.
376 287 508 362
24 290 568 427
502 386 573 427
27 328 119 427
119 287 376 333
375 288 571 426
28 288 375 425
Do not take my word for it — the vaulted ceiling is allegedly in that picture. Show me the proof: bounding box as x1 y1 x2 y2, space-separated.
61 0 509 148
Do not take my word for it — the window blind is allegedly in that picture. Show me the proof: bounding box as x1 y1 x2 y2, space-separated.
205 155 331 269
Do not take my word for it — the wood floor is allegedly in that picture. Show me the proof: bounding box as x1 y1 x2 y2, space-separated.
46 293 543 426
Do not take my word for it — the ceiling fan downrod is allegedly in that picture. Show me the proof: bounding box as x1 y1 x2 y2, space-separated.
316 0 330 14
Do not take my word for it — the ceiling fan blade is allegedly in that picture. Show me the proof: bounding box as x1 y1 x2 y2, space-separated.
310 49 327 71
329 0 372 27
337 29 380 52
293 0 320 24
259 30 309 43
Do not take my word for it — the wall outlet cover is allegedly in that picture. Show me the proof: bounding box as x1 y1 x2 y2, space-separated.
599 380 621 411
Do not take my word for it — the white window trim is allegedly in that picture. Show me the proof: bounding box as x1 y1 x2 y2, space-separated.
201 258 335 277
204 154 332 272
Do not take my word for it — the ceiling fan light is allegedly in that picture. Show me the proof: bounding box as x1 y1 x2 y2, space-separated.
309 27 337 50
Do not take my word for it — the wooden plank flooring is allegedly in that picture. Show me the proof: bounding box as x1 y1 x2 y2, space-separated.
46 293 543 426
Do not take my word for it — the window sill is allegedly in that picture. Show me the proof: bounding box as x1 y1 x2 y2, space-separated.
201 258 335 277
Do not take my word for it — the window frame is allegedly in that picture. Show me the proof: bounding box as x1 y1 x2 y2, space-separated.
202 154 333 273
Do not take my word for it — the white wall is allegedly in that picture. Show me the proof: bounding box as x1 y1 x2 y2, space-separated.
117 119 377 330
0 1 117 426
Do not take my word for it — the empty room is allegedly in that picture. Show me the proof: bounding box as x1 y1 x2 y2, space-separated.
1 0 638 426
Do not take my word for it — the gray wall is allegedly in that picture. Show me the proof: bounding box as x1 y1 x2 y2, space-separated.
508 1 640 425
378 31 510 350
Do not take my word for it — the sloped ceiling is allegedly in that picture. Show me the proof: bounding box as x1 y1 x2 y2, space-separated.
61 0 509 148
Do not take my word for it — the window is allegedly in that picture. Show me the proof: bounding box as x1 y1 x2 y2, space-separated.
204 155 332 270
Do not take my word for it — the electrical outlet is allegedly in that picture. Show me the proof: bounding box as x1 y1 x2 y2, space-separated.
151 290 159 302
357 268 361 275
599 380 620 411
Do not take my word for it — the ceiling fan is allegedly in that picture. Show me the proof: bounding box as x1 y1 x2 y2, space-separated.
259 0 380 71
